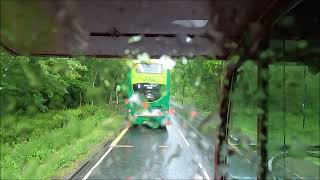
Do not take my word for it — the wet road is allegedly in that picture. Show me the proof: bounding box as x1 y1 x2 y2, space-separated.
70 104 319 180
84 113 214 179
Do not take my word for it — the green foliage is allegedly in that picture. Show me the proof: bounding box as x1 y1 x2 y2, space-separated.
0 51 128 179
0 52 128 113
0 105 124 179
171 57 223 115
229 62 319 166
171 56 319 166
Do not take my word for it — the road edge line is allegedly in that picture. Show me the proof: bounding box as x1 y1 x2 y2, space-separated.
178 129 190 147
198 162 211 180
82 126 130 180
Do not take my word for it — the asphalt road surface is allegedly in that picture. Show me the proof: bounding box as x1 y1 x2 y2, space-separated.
82 111 214 180
69 104 319 180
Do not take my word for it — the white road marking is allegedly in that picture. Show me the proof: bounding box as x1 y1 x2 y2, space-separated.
286 168 304 180
174 133 183 148
174 112 183 119
158 145 168 148
174 112 202 138
178 129 190 147
198 162 211 180
174 112 202 137
274 164 304 179
171 107 213 180
170 105 213 180
110 145 134 148
172 103 183 109
82 126 130 180
170 118 179 127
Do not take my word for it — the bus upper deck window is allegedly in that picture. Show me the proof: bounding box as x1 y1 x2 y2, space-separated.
136 63 163 74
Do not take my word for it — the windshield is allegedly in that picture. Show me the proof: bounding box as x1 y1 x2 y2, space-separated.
1 1 319 180
136 63 163 74
133 83 166 102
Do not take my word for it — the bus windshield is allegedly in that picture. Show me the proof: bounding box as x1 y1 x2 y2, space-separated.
136 63 163 74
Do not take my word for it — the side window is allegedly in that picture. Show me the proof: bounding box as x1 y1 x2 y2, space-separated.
228 62 320 179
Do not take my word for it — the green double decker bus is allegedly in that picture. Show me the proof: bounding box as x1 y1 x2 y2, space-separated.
126 59 171 128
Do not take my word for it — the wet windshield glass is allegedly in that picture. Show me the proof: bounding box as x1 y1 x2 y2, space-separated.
133 83 165 102
0 1 319 180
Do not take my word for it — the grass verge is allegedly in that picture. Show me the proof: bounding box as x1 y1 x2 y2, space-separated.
0 105 124 179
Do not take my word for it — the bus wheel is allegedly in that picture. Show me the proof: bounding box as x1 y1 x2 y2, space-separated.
160 124 167 129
